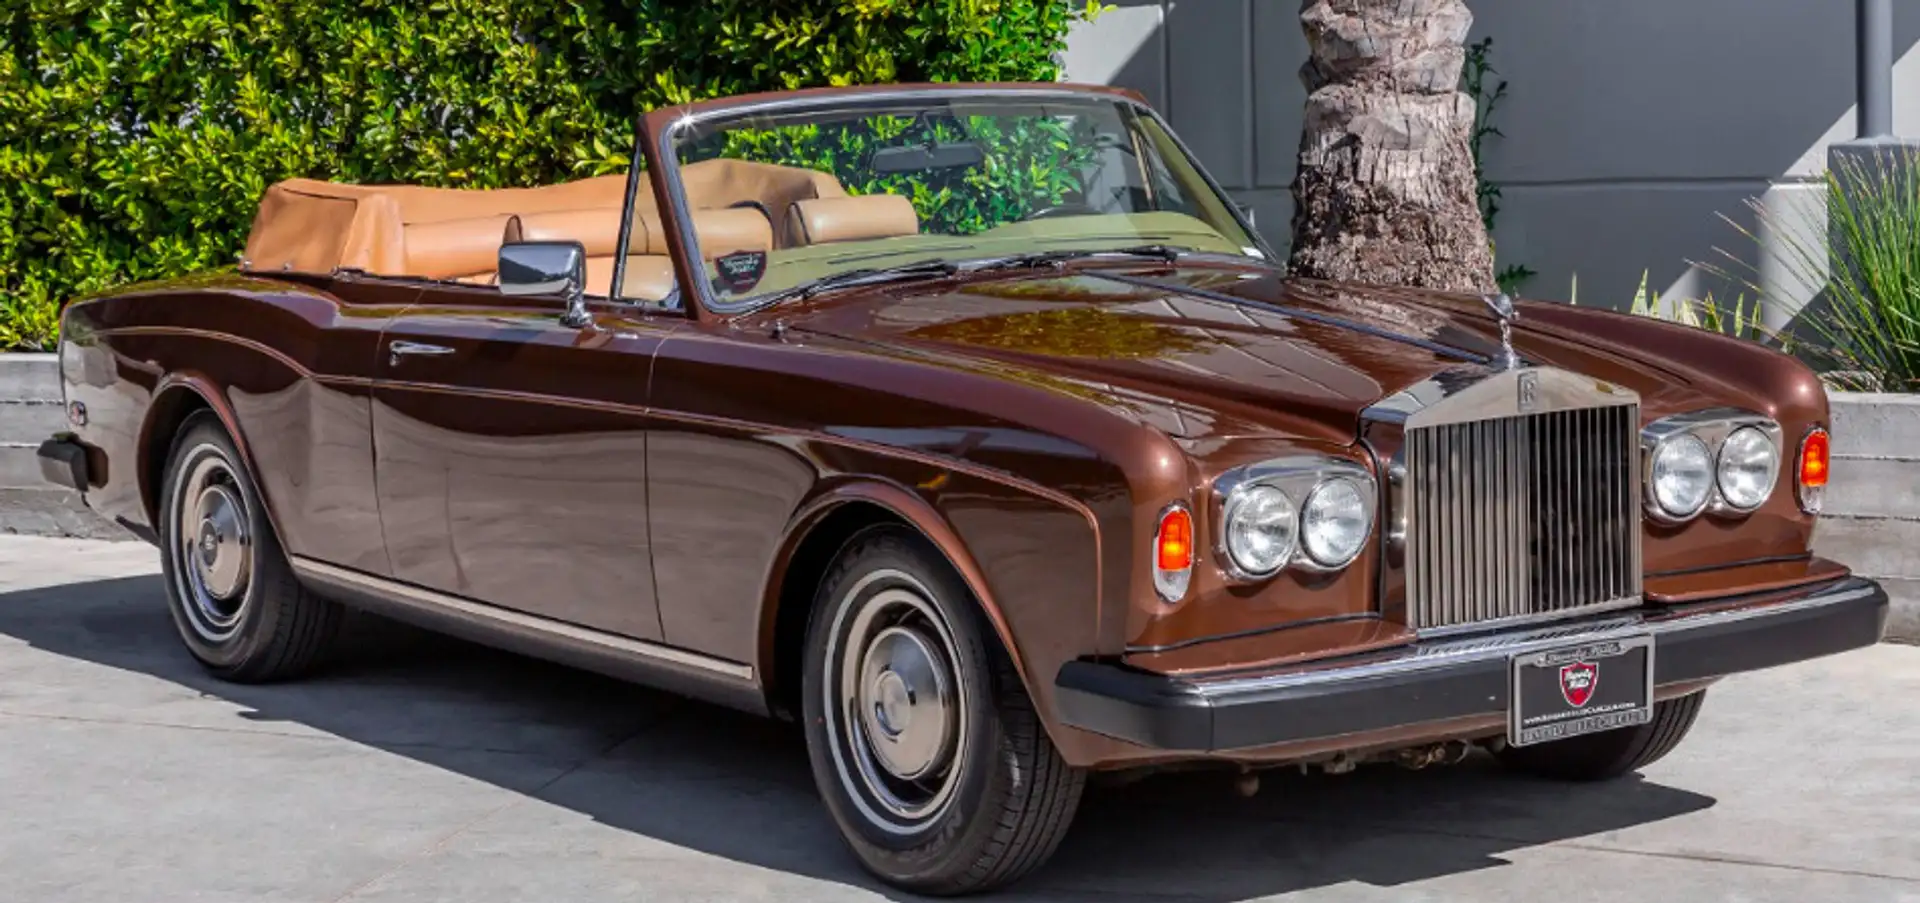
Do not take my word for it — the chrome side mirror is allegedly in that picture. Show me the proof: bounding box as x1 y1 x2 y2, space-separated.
499 241 590 328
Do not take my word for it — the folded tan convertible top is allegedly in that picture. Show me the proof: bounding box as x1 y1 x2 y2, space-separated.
240 174 629 280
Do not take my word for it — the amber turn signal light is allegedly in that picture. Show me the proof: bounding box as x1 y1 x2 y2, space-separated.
1797 428 1829 514
1153 504 1194 602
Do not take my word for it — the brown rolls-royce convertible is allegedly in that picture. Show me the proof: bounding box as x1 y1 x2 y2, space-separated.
38 82 1887 894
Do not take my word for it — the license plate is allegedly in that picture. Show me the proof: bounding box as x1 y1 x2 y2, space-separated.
1507 635 1654 747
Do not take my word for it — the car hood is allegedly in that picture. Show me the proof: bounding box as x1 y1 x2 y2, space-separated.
773 265 1723 443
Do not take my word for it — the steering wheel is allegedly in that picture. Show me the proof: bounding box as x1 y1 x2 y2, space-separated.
1024 203 1101 221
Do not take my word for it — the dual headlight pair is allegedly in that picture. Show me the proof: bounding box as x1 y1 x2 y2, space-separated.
1153 458 1376 601
1642 412 1783 522
1220 470 1373 578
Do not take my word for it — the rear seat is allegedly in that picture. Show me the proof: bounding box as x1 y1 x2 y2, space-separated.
240 159 849 298
502 206 775 299
401 215 519 284
381 195 885 298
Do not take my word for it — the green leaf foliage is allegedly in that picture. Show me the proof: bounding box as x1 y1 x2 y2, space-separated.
0 0 1098 350
690 113 1104 235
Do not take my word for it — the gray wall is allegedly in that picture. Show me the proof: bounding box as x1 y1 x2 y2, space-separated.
1063 1 1920 311
1818 394 1920 642
0 355 122 539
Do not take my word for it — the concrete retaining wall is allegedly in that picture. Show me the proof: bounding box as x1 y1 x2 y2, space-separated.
0 354 125 540
0 354 1911 638
1815 392 1920 643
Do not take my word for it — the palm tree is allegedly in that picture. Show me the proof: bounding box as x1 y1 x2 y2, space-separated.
1288 0 1494 293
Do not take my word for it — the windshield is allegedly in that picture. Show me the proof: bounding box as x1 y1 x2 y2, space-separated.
651 91 1267 309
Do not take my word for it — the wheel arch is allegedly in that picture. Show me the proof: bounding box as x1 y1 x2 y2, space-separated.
757 479 1028 721
138 373 287 546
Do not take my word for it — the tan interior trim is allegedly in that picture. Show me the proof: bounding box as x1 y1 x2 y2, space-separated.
786 194 920 245
241 158 851 287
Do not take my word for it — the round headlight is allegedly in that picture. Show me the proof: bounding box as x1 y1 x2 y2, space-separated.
1223 484 1297 578
1650 433 1714 519
1717 426 1779 511
1300 477 1371 568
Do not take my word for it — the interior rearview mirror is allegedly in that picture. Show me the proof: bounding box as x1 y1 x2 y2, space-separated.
870 142 986 173
499 241 590 327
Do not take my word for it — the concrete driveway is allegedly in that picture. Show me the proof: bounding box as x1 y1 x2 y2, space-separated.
1 535 1915 903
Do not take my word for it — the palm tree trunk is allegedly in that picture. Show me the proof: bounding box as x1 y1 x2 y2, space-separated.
1288 0 1494 293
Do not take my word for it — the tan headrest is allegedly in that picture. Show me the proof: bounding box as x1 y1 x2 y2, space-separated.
689 207 774 258
402 214 516 279
786 194 918 245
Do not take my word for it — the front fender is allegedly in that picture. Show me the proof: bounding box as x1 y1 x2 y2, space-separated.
755 470 1112 765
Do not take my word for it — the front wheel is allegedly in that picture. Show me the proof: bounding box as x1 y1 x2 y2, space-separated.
802 529 1084 895
1494 690 1707 781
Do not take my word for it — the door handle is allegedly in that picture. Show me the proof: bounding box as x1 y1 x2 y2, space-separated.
389 341 455 366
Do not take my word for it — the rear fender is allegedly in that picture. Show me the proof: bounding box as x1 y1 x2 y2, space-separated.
139 372 289 548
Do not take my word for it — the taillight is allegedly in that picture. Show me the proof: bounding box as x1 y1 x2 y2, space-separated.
1797 427 1830 514
1153 504 1193 602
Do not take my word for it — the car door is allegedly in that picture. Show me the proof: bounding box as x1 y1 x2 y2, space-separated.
371 284 680 640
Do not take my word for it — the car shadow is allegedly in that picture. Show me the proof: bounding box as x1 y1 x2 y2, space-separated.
0 574 1718 900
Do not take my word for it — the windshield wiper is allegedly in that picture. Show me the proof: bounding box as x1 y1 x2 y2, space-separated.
970 244 1183 271
752 259 960 308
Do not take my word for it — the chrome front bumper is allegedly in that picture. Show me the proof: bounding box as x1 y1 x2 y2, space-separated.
1055 576 1888 752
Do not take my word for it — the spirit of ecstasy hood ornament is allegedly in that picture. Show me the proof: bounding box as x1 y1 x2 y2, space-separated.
1481 291 1522 371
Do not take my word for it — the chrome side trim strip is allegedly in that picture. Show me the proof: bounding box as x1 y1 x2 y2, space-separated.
1189 581 1881 697
290 556 755 681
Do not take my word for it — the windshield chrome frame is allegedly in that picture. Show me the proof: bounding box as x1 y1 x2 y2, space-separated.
647 86 1275 318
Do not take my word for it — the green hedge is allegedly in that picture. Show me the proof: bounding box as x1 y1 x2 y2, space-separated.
0 0 1099 350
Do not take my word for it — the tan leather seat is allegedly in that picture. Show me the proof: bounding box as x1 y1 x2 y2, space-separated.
404 214 519 283
239 157 841 297
678 160 847 248
604 207 775 298
500 206 774 298
786 194 919 245
620 256 679 302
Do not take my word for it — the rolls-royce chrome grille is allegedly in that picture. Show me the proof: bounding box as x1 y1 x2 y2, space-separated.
1403 403 1642 632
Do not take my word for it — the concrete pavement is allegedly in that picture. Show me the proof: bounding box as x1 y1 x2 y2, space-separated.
1 535 1915 902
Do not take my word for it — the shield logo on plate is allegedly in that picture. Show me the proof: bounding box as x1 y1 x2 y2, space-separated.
1559 661 1599 708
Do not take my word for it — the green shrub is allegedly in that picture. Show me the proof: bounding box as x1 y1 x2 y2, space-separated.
1710 148 1920 390
689 113 1104 235
0 0 1103 350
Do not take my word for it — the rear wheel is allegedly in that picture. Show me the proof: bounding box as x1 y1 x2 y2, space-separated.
158 414 343 682
1494 690 1707 781
801 528 1084 895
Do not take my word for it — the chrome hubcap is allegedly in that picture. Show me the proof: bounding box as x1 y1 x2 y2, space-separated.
169 448 253 641
193 484 248 599
826 573 968 833
858 626 954 780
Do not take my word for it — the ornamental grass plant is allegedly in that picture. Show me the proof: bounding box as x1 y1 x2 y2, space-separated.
1709 147 1920 391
